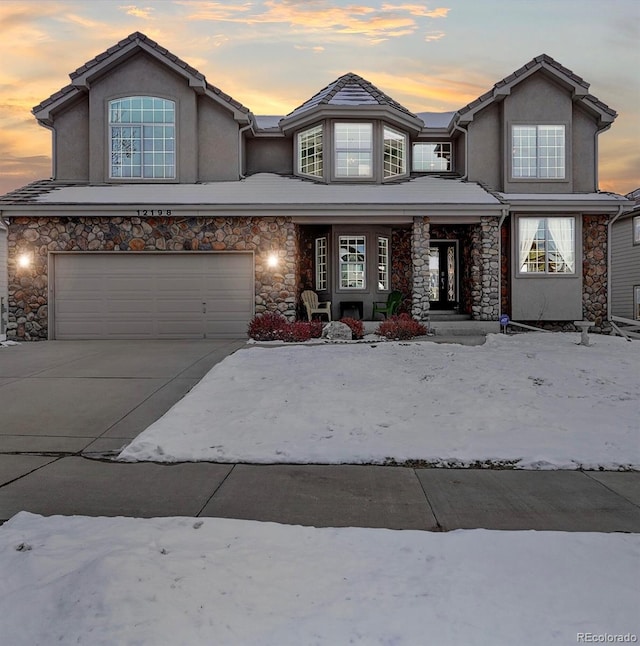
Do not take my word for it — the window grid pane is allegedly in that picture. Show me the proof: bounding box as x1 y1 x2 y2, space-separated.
339 236 366 288
383 127 406 178
519 217 575 274
110 97 175 179
335 123 372 177
512 125 564 179
315 237 327 291
298 125 323 178
377 237 389 290
412 142 452 171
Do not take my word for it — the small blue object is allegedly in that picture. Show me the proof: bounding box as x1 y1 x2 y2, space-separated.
500 314 510 327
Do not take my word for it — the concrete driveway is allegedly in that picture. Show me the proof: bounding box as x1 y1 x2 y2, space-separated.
1 339 639 531
0 339 246 455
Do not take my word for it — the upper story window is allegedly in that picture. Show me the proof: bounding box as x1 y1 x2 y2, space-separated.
383 127 406 178
413 142 452 172
512 125 565 179
109 97 175 179
334 123 373 178
633 215 640 245
518 216 575 274
298 125 323 178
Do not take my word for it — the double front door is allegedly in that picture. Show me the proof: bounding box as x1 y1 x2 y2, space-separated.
428 241 458 309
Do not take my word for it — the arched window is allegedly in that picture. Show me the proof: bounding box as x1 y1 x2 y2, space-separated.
109 97 175 179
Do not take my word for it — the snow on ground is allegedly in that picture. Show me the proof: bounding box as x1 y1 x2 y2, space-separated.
0 513 637 646
119 333 640 469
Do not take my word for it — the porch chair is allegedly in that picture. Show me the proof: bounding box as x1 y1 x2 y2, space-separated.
372 290 402 320
301 290 332 322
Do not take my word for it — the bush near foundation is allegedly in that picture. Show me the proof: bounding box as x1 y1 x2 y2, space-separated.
339 317 364 340
376 314 427 340
248 313 323 342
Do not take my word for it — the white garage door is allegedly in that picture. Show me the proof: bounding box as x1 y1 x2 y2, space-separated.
53 252 254 339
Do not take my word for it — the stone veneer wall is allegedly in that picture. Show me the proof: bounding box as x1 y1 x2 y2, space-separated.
411 216 430 321
582 214 609 330
7 216 298 340
501 223 510 317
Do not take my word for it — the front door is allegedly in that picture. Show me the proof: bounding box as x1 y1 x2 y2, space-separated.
428 241 458 310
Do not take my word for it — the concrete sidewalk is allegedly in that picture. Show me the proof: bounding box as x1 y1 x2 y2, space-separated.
1 340 639 532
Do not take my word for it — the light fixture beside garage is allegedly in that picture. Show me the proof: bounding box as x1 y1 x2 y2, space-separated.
267 252 279 268
17 252 32 269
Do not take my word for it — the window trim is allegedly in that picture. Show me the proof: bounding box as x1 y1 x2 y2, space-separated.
635 286 640 321
633 215 640 245
338 234 367 290
297 124 324 180
516 215 577 277
315 236 328 291
334 122 374 180
382 126 407 180
377 236 390 291
510 123 567 182
412 141 452 172
108 95 176 181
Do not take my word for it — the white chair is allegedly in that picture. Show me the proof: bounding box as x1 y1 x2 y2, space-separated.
301 290 331 321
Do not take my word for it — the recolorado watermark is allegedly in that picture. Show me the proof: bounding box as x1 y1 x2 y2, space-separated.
577 634 637 643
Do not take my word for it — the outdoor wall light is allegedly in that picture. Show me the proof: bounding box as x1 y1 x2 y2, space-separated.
267 253 279 268
17 253 32 269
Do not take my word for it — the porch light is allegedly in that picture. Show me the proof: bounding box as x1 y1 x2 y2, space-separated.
267 253 279 268
17 253 32 269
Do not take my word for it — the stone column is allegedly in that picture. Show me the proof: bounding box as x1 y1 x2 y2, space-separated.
479 216 500 321
411 216 430 321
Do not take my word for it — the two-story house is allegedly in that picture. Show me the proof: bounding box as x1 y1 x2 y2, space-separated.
0 32 629 340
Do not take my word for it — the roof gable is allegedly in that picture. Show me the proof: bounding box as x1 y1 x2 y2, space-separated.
32 32 251 125
457 54 616 127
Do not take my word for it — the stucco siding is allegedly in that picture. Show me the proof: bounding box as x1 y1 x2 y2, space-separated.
246 137 294 175
197 96 241 181
611 216 640 319
571 106 597 192
53 97 90 181
466 103 501 189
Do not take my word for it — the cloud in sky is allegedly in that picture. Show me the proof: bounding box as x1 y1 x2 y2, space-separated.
0 0 637 195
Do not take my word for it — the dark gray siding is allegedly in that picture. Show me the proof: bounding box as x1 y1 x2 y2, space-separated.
611 215 640 319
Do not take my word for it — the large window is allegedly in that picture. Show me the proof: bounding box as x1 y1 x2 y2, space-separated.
339 236 366 288
518 217 575 274
512 125 565 179
633 216 640 245
412 142 452 172
334 123 373 178
298 125 323 178
110 97 175 179
383 127 406 178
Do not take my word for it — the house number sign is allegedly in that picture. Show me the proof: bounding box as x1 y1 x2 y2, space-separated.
136 209 172 216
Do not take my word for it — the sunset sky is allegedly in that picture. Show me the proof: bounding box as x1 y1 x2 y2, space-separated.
0 0 638 196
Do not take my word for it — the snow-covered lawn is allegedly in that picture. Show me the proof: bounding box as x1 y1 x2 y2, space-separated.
1 512 637 646
119 333 639 469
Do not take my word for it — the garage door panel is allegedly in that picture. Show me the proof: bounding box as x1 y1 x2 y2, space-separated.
54 253 253 340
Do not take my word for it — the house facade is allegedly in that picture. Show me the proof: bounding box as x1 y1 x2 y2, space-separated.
0 32 630 340
610 188 640 323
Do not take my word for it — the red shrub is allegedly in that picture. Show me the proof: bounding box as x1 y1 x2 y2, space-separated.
247 311 289 341
376 313 427 340
281 321 313 342
309 320 324 338
339 317 364 340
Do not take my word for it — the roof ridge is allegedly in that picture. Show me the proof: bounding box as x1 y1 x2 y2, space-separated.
33 32 250 116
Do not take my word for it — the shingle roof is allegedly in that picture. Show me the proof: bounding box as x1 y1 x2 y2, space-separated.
284 73 419 121
458 54 616 119
0 179 61 204
32 32 250 116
